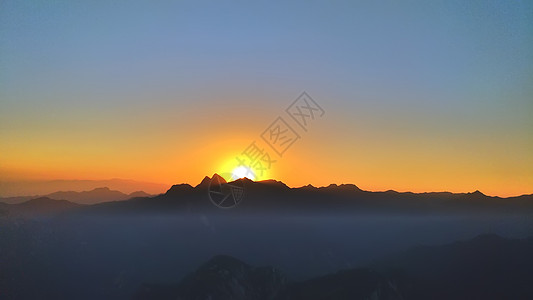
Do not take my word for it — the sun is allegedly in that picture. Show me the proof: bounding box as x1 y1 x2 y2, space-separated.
231 166 256 181
217 156 269 182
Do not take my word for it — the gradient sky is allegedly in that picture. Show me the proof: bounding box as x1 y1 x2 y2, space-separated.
1 0 532 197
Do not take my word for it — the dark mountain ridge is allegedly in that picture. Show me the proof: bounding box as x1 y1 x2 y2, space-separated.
3 174 532 217
0 197 81 218
80 174 533 216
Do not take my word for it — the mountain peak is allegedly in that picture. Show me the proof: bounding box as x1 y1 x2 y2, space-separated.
165 183 194 195
468 190 486 198
91 187 111 192
298 184 317 190
18 197 78 208
257 179 289 189
229 177 254 185
128 191 152 198
195 176 212 188
168 255 286 300
21 196 62 205
211 173 227 185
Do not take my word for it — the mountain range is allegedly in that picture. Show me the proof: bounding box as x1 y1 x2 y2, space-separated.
0 178 166 198
0 187 153 205
84 174 533 216
1 174 532 218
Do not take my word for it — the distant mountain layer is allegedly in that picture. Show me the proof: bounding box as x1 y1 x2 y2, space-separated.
0 197 80 218
0 187 153 204
0 178 167 198
136 234 533 300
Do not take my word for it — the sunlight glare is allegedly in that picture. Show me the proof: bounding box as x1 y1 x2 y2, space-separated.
231 166 256 181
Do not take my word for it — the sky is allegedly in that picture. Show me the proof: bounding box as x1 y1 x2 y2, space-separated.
1 0 532 197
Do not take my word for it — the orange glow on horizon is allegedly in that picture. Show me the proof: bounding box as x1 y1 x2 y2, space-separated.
1 95 531 198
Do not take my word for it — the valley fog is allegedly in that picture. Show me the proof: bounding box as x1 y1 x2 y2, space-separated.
2 213 532 299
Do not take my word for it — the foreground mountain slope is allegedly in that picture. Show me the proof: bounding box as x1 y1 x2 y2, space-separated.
137 255 286 300
373 234 533 299
136 234 533 300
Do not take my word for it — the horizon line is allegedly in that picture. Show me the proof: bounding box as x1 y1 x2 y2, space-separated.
2 175 531 199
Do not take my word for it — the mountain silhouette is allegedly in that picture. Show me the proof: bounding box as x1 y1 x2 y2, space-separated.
0 178 166 197
0 197 80 218
3 175 532 217
137 255 286 300
136 234 533 300
195 176 213 188
0 187 154 205
76 174 533 216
